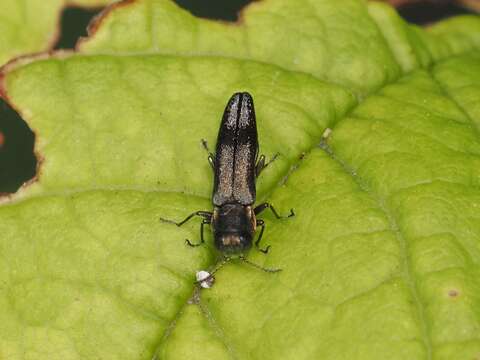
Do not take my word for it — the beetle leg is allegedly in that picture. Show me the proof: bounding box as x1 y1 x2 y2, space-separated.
186 218 210 247
254 203 294 219
255 153 279 177
255 219 270 254
160 210 212 226
201 139 215 170
255 155 266 177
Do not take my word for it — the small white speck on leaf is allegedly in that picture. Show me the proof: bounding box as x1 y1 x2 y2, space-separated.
196 270 214 289
322 128 332 139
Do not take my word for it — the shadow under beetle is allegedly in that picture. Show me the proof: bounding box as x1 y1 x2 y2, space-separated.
160 92 294 276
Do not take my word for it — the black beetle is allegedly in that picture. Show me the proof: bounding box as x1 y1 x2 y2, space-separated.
161 92 294 274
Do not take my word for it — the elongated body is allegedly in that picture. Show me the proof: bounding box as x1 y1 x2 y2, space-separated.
161 92 293 259
213 92 257 206
211 93 258 253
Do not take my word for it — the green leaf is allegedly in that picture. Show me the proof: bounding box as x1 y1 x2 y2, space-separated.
0 0 115 66
1 1 480 359
0 0 61 65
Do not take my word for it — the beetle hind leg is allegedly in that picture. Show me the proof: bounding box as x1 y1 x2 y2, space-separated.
201 139 215 170
255 153 279 177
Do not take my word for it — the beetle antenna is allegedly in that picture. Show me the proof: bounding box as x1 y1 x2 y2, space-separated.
211 256 231 276
195 256 281 287
194 256 232 285
239 255 282 273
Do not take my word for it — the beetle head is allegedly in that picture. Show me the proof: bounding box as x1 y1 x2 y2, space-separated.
215 232 252 254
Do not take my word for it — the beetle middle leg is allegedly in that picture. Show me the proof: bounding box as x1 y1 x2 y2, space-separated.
254 219 271 254
254 203 295 218
255 153 279 177
160 210 212 226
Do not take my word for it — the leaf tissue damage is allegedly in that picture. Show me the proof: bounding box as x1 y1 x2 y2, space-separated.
172 0 254 22
54 7 105 50
0 98 37 194
0 0 480 359
0 3 109 194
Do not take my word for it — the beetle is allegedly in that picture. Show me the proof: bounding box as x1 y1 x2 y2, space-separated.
161 92 294 273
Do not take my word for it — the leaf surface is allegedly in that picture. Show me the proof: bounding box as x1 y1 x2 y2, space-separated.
0 0 115 66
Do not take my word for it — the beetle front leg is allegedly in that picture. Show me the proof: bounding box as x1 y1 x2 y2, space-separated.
255 219 270 254
186 218 210 247
201 139 215 171
254 203 294 218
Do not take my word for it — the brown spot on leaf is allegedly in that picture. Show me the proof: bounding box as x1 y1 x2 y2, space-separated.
448 289 459 298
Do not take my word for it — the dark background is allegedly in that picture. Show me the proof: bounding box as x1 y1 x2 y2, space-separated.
0 0 475 193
